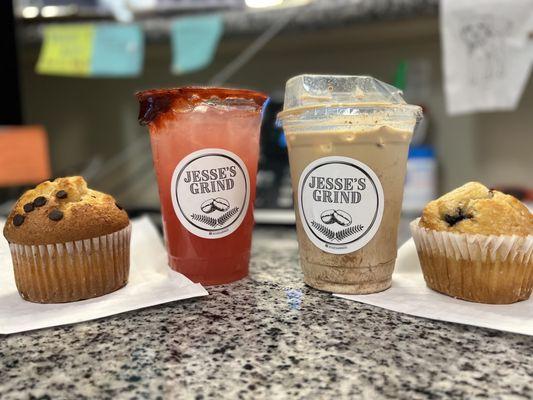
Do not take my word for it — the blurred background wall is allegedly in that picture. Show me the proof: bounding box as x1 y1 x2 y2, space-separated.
11 1 533 210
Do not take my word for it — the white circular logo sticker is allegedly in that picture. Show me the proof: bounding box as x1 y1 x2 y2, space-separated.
171 148 250 239
298 156 384 254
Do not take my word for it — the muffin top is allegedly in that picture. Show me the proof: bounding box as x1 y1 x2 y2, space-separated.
3 176 129 245
419 182 533 236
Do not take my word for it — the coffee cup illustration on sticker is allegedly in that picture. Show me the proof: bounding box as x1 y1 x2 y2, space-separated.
298 156 384 254
171 148 250 239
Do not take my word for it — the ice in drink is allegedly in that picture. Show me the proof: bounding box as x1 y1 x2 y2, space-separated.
278 75 422 294
137 87 268 285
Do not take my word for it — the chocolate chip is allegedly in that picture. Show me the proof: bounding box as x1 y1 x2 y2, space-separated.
115 202 123 210
38 178 56 185
23 202 34 213
13 214 25 227
33 196 47 207
48 209 63 221
444 207 473 227
56 190 68 199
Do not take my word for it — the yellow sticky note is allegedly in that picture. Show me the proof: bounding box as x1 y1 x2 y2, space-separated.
36 24 95 76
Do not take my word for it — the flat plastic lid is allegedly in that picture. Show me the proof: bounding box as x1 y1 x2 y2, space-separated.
136 87 268 126
280 74 416 115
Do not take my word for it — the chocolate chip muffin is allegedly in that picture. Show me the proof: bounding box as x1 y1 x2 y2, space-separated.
411 182 533 304
3 176 131 303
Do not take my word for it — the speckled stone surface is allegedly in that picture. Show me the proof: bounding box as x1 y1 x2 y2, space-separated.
1 227 533 399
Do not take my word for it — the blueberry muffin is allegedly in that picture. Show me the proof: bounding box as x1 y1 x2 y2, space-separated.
411 182 533 304
3 176 131 303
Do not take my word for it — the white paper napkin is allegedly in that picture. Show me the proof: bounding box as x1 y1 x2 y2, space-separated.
441 0 533 115
335 238 533 335
0 216 208 334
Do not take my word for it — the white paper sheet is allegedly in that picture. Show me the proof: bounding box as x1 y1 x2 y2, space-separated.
335 238 533 336
0 216 208 334
440 0 533 115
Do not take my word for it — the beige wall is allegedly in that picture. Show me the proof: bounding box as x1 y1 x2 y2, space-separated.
17 17 533 206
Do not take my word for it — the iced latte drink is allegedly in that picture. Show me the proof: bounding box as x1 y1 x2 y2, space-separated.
278 75 422 294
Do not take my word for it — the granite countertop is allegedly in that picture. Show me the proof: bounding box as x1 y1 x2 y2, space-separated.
1 227 532 399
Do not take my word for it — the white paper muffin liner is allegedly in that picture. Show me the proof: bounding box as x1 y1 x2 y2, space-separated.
8 224 131 303
410 218 533 304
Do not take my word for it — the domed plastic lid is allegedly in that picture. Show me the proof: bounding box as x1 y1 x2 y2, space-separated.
279 74 419 116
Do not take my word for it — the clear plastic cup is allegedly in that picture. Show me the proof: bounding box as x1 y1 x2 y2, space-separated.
278 75 422 294
137 87 268 285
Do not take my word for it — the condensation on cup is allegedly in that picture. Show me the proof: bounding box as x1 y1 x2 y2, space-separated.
278 75 422 294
